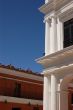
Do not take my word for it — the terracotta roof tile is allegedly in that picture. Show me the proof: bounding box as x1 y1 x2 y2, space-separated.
0 64 43 77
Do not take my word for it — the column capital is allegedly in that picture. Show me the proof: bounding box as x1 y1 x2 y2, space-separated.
51 16 57 23
43 17 51 23
51 15 57 19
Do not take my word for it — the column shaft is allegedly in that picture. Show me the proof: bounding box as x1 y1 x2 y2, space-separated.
43 76 51 110
51 74 57 110
45 19 50 55
50 17 57 53
57 18 63 50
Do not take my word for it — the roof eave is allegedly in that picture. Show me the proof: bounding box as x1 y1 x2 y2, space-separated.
36 45 73 66
39 0 54 14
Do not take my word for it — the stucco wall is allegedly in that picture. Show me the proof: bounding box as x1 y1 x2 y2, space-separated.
0 102 43 110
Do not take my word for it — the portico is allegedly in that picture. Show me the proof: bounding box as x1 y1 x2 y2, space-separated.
36 0 73 110
37 46 73 110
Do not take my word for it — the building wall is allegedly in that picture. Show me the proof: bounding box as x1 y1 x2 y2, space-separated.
68 87 73 110
0 73 43 100
0 68 43 110
0 102 43 110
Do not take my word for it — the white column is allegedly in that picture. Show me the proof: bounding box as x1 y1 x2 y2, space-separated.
50 16 58 53
45 18 51 55
51 74 57 110
57 18 64 50
57 83 60 110
43 76 51 110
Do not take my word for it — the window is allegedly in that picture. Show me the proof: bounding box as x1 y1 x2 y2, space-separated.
64 18 73 48
14 83 21 97
71 93 73 104
12 108 21 110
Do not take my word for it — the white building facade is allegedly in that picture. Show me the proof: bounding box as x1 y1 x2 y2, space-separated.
37 0 73 110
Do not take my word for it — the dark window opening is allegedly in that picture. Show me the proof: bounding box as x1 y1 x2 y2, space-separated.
12 108 21 110
14 83 21 97
71 93 73 104
64 18 73 48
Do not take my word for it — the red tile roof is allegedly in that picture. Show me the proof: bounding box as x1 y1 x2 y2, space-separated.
0 64 43 77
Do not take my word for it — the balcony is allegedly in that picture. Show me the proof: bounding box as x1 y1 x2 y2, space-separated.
0 78 43 101
0 87 43 101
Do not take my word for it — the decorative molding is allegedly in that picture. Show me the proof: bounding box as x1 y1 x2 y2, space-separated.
59 7 73 22
43 18 51 23
0 96 43 105
51 16 58 24
39 0 73 14
43 63 73 76
55 0 72 11
39 0 54 14
36 45 73 66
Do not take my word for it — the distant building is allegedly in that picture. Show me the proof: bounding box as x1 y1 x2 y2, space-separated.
0 64 43 110
36 0 73 110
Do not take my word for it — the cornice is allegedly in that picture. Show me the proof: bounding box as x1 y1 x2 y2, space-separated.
36 45 73 67
58 7 73 22
39 0 73 14
43 63 73 76
39 0 54 14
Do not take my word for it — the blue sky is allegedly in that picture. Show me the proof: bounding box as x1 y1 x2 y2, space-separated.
0 0 44 73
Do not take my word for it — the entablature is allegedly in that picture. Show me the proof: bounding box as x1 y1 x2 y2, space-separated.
39 0 73 15
36 45 73 70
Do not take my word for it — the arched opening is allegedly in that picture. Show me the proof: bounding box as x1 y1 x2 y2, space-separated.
60 74 73 110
